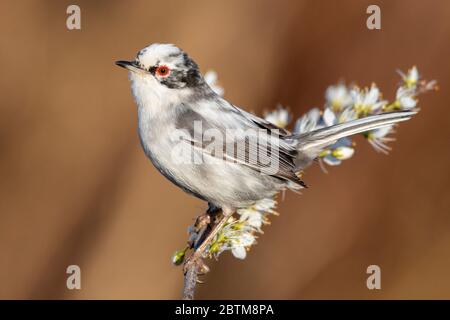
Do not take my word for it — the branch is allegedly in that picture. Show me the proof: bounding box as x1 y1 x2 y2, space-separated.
182 208 228 300
182 259 199 300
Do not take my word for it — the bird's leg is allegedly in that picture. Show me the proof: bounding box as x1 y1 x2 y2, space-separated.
183 207 234 275
192 207 233 258
187 213 211 250
187 203 221 250
193 203 222 250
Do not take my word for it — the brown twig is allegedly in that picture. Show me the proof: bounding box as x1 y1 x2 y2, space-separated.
182 260 199 300
182 208 230 300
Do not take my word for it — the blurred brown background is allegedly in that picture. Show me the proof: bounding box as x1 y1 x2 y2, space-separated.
1 0 450 299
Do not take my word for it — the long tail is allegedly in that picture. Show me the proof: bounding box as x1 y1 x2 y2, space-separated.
294 110 416 168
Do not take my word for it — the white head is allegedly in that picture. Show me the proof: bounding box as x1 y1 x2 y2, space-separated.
116 43 212 111
116 43 207 90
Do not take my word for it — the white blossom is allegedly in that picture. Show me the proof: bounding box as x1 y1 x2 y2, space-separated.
294 108 322 134
395 86 417 109
206 198 278 259
264 105 291 128
332 146 355 160
208 217 258 259
325 84 353 112
238 209 264 230
338 107 358 123
231 246 247 259
351 84 387 116
322 107 337 126
398 66 419 88
367 125 396 154
231 233 256 259
204 70 224 96
320 137 354 166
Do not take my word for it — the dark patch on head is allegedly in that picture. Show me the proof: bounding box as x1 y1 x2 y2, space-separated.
148 66 157 74
156 52 203 89
168 52 181 58
159 69 188 89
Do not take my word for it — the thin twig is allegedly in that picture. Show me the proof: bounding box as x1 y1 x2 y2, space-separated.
182 261 199 300
182 210 229 300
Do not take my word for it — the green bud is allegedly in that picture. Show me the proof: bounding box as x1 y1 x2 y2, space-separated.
171 249 186 266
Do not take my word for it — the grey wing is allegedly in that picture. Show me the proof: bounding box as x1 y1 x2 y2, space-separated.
175 101 306 187
228 104 292 136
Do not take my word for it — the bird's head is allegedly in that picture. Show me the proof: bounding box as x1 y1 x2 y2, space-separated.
116 43 204 91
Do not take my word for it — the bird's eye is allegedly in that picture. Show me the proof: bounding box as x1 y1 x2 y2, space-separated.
156 65 170 77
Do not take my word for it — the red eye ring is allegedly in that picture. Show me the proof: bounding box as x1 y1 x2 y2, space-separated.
156 65 170 77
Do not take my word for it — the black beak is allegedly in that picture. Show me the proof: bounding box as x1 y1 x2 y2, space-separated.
115 60 143 73
115 60 133 68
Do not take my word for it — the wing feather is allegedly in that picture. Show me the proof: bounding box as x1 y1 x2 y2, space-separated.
175 102 306 187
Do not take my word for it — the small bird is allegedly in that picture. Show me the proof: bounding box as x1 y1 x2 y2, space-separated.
116 43 415 220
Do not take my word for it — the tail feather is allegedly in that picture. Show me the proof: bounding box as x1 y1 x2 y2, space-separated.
294 110 416 167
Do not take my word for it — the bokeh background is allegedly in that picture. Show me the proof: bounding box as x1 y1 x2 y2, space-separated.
1 0 450 299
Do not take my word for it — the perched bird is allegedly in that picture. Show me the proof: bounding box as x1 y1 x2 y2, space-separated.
116 43 415 219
